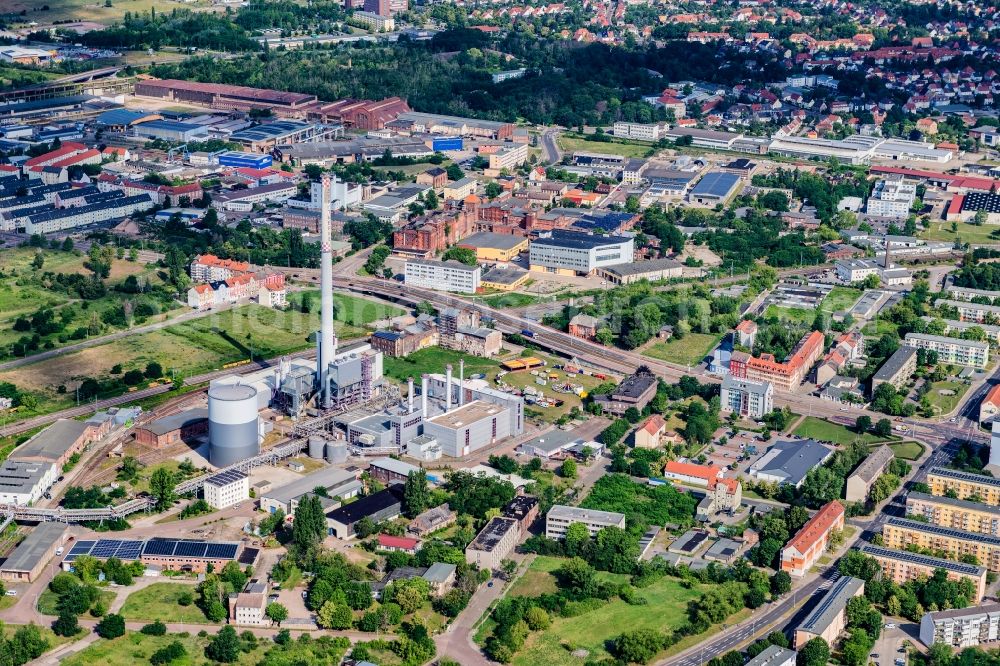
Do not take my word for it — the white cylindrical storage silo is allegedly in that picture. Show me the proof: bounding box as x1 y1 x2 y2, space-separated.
308 435 326 459
208 384 260 468
325 441 347 464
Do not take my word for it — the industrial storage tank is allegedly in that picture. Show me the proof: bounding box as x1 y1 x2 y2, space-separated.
325 441 348 464
208 384 260 468
308 435 326 459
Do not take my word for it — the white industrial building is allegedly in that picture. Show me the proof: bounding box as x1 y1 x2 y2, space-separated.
529 230 634 276
203 469 250 509
422 401 511 458
0 460 57 505
404 259 482 293
545 505 626 539
613 121 668 141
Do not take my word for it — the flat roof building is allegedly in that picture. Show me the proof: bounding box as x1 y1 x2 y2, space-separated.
422 400 511 458
749 439 834 487
746 646 797 666
466 516 520 570
326 485 404 539
688 171 742 206
259 467 361 516
457 232 528 263
903 333 989 369
883 517 1000 572
203 469 249 510
595 257 684 285
529 229 634 277
906 491 1000 536
545 504 626 539
920 602 1000 648
927 467 1000 507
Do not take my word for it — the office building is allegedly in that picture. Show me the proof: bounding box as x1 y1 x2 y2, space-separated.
502 496 540 533
866 179 918 218
845 446 894 503
457 232 528 263
859 543 987 603
927 467 1000 506
404 259 481 293
794 576 865 647
882 517 1000 571
528 230 634 276
906 491 1000 536
545 505 626 539
613 121 668 141
920 603 1000 648
203 469 249 510
749 439 834 487
836 258 881 283
720 375 774 419
781 501 845 577
465 516 520 570
230 582 268 626
871 347 919 393
903 333 989 369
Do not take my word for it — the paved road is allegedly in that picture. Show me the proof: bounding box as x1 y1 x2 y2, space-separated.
541 129 562 164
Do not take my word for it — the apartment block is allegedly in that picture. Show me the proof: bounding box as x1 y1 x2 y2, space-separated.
907 491 1000 536
882 517 1000 571
903 333 989 369
488 143 528 171
858 543 987 603
781 501 845 577
845 445 894 503
927 467 1000 506
730 330 825 392
870 347 918 393
920 603 1000 648
794 576 865 648
720 375 774 419
403 259 481 293
866 178 917 219
937 298 1000 325
465 516 520 570
545 505 626 539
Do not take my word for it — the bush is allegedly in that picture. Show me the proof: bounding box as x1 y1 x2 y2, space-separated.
150 641 186 665
141 620 167 636
95 613 126 639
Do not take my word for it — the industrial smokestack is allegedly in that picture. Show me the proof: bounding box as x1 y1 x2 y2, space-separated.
318 174 335 409
446 365 453 412
459 359 464 407
421 374 429 418
408 377 414 414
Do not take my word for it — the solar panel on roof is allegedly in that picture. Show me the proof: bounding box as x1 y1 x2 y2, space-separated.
205 543 238 559
143 540 176 556
175 541 208 558
92 540 122 558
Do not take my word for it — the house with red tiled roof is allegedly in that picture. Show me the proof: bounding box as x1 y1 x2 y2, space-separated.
635 414 667 449
377 534 421 554
781 501 845 576
663 461 723 487
980 384 1000 424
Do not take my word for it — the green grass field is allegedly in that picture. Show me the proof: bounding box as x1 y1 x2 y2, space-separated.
764 305 814 323
383 347 499 383
38 589 115 616
61 630 265 666
822 287 862 313
924 380 970 416
879 441 924 461
644 333 721 367
920 221 1000 246
509 565 716 666
557 135 654 159
6 0 220 24
481 293 543 309
119 582 214 624
792 416 894 446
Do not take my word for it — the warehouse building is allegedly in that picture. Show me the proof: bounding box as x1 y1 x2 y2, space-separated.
13 418 99 467
63 537 256 574
529 230 634 276
906 491 1000 536
392 111 514 140
422 401 511 458
845 445 894 503
132 119 209 143
595 257 684 285
794 576 865 648
203 469 250 510
920 602 1000 648
135 408 209 449
457 232 528 263
368 457 425 486
0 460 58 505
688 171 742 206
465 516 520 570
326 485 404 539
134 79 318 115
858 543 987 603
545 505 626 539
0 522 68 583
259 467 361 516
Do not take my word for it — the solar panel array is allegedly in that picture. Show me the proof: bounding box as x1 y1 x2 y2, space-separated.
205 469 247 488
61 538 240 562
929 466 1000 488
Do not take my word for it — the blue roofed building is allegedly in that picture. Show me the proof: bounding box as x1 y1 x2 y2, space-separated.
94 109 162 131
688 171 742 207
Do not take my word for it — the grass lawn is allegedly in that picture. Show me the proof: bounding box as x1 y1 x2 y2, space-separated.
883 440 924 461
481 292 543 309
5 0 219 23
861 319 899 337
924 380 970 416
509 556 562 597
119 582 212 624
510 574 718 666
764 305 814 324
793 416 894 446
38 589 115 616
557 134 654 159
61 630 267 666
383 347 499 383
644 333 721 367
823 287 862 313
921 220 1000 246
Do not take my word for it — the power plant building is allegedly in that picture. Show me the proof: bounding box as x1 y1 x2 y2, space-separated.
208 384 261 468
423 401 511 458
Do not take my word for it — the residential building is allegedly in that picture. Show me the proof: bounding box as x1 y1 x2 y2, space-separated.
938 298 1000 325
634 414 667 449
613 121 668 141
730 330 824 392
720 375 774 419
423 562 457 596
568 314 600 340
749 439 834 487
353 11 395 32
190 254 252 283
203 469 250 510
882 517 1000 572
466 516 520 570
663 461 723 487
907 491 1000 537
845 446 894 503
927 467 1000 506
488 143 528 171
229 583 268 626
871 347 919 393
377 534 420 554
859 543 987 603
745 646 797 666
457 232 528 263
781 501 846 577
793 576 865 648
735 319 758 348
697 477 743 520
545 505 626 539
502 495 540 533
866 179 918 218
0 523 68 583
920 603 1000 648
903 333 989 369
528 230 634 276
326 485 404 539
404 259 481 294
980 384 1000 425
591 366 658 416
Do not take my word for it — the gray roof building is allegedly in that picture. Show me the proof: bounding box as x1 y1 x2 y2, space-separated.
13 419 90 463
746 645 797 666
797 576 865 637
141 408 210 436
0 522 67 582
749 439 834 487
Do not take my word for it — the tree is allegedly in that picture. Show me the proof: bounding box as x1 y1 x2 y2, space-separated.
441 246 478 266
446 164 464 181
205 626 241 663
525 606 550 630
485 181 502 199
403 469 430 518
855 415 872 433
141 620 167 635
317 601 354 629
564 522 590 557
614 628 664 664
770 570 792 596
95 613 125 639
561 458 577 479
797 637 830 666
424 188 439 210
874 418 893 438
52 608 79 637
149 467 175 510
265 602 288 626
118 456 140 482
